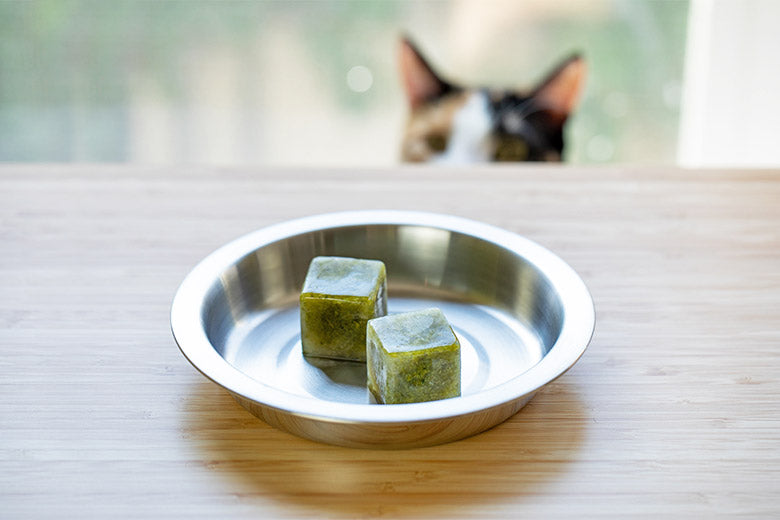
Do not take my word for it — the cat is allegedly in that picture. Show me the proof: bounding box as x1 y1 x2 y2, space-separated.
398 37 586 163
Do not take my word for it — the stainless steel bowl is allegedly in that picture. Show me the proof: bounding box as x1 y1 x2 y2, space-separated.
171 211 594 448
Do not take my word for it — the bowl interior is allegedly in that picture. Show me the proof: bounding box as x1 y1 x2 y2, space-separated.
199 223 564 404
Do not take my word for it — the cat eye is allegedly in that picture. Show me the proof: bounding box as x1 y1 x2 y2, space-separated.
425 133 448 153
494 137 529 162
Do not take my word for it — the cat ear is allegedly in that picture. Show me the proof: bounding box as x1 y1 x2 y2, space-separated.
530 54 586 123
398 37 452 109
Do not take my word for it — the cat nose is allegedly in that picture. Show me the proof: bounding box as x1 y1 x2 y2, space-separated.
502 113 524 133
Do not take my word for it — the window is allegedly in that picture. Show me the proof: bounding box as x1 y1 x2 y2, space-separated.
0 1 691 165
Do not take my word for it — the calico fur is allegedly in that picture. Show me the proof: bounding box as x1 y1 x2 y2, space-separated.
399 38 586 163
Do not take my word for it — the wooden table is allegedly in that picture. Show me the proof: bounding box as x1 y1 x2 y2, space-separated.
2 165 779 518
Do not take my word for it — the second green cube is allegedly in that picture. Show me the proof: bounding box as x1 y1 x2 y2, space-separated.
367 308 461 404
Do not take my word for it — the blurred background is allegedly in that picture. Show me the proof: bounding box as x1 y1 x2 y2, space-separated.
1 0 777 167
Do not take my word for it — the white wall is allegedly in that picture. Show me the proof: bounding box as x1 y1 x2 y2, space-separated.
679 0 780 167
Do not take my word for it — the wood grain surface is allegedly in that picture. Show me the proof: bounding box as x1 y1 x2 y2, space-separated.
2 165 779 518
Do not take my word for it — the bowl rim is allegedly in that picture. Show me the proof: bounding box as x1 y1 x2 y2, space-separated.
170 210 595 424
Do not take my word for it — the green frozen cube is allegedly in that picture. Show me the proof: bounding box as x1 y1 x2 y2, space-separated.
367 308 461 404
300 256 387 362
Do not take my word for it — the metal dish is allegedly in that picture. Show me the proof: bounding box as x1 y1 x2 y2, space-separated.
171 211 594 449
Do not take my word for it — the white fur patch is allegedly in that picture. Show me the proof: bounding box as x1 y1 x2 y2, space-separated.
433 91 492 164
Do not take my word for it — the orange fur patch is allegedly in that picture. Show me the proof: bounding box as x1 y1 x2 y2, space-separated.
400 91 472 162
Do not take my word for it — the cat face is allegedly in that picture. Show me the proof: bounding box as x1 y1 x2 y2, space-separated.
399 38 586 163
